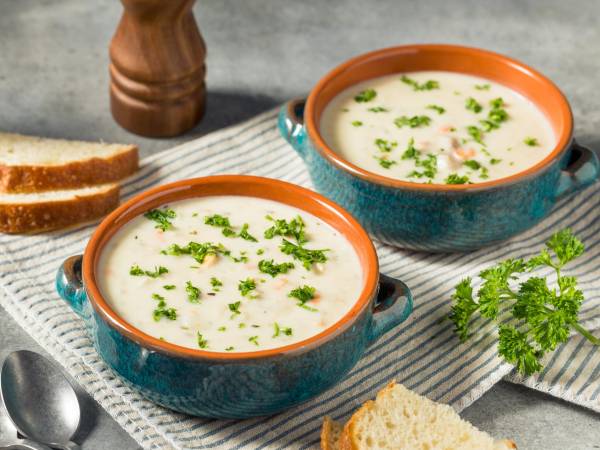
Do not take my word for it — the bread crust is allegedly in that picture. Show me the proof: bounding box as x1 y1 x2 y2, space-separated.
321 416 340 450
0 185 119 233
0 145 138 193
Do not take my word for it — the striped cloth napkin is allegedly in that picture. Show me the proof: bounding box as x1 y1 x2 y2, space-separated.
0 109 598 449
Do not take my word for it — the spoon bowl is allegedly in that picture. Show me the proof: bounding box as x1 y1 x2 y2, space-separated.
0 351 80 450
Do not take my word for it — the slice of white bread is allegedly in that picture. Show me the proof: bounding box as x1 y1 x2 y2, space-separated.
0 184 119 233
321 416 344 450
0 132 138 193
329 381 516 450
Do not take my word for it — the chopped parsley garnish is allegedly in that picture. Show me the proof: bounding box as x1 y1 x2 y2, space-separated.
479 119 499 132
351 120 363 127
225 346 234 351
256 248 265 255
464 160 481 170
475 83 491 90
228 301 241 318
480 166 490 179
163 285 176 290
467 125 484 144
264 215 307 243
130 264 168 278
394 115 431 129
374 138 397 153
210 277 223 291
401 137 419 160
144 208 176 231
238 278 257 297
426 104 445 114
204 214 231 227
196 332 208 349
185 281 201 303
151 293 177 321
221 227 237 237
273 322 293 337
162 241 228 264
488 107 508 124
238 322 246 329
408 154 437 180
490 158 502 165
490 97 504 108
280 239 329 270
258 259 295 277
354 88 377 103
248 336 260 346
465 97 483 113
368 106 388 112
445 173 471 185
400 75 439 91
217 326 226 332
374 156 396 169
288 285 316 305
449 228 599 375
239 223 258 242
524 137 539 146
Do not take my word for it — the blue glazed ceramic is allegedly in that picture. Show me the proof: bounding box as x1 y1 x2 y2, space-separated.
279 45 600 252
55 175 412 419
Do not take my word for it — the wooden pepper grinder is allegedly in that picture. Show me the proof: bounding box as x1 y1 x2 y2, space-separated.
109 0 206 137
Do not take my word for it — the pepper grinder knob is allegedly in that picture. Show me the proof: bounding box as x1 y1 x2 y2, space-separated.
109 0 206 137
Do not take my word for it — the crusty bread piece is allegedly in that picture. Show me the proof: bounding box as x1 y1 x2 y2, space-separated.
338 381 516 450
321 416 344 450
0 132 138 193
0 184 119 233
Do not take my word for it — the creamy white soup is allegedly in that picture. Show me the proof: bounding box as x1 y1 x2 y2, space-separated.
98 196 363 352
320 71 556 184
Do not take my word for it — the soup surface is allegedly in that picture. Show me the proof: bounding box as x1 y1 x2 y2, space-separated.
98 196 363 352
320 71 556 184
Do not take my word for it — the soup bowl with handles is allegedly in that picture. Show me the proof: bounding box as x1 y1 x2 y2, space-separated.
55 175 412 419
279 44 600 252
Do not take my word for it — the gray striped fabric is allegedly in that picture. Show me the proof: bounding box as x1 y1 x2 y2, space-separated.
0 109 598 449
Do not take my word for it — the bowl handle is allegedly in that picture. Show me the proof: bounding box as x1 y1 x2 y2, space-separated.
278 98 308 159
368 274 413 346
56 255 87 318
555 141 600 199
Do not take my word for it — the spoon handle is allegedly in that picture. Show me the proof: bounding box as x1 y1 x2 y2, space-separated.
0 439 52 450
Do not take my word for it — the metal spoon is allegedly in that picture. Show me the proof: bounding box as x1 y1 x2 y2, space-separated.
1 351 81 450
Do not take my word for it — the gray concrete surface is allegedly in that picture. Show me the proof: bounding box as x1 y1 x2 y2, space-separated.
0 0 599 448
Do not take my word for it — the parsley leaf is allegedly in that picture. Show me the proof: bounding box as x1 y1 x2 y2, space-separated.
524 137 539 146
400 75 439 91
130 265 168 278
280 239 329 270
185 281 201 303
465 97 483 113
288 285 318 311
228 301 241 318
368 106 388 112
144 208 176 231
151 293 177 321
196 332 208 349
445 173 471 185
426 104 445 114
238 278 257 297
264 215 307 244
394 115 431 129
351 120 363 127
354 89 377 103
374 138 397 153
162 241 228 264
448 228 599 375
258 259 295 277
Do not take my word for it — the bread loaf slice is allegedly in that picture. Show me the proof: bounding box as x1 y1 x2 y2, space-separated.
0 133 138 193
337 381 516 450
321 416 344 450
0 184 119 233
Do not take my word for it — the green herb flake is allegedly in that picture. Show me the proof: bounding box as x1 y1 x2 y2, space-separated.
401 137 419 160
210 277 223 290
228 301 241 318
351 120 363 127
445 173 471 185
467 125 484 144
204 214 231 228
225 346 234 351
426 104 445 114
490 158 502 165
524 137 539 146
475 83 491 90
144 208 176 231
163 285 176 290
374 156 397 169
288 285 317 311
248 336 259 346
465 97 483 113
238 322 247 329
238 278 257 297
217 326 226 332
258 259 295 277
273 322 293 338
280 239 329 270
239 223 258 242
151 293 177 322
367 106 388 113
464 160 481 170
130 265 168 278
400 75 439 91
264 215 307 243
394 115 431 129
354 88 377 103
185 281 201 303
196 332 208 349
374 138 397 153
162 241 228 264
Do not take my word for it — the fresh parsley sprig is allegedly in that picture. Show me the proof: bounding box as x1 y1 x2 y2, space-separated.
448 229 599 375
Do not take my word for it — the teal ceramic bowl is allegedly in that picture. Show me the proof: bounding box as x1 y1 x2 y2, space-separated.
279 44 600 252
56 175 412 418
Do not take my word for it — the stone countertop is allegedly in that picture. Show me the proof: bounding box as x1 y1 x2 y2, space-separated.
0 0 599 448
